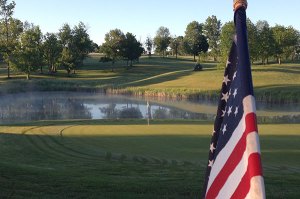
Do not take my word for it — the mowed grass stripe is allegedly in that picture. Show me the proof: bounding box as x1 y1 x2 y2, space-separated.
0 121 300 198
27 126 106 161
2 122 299 164
3 123 298 136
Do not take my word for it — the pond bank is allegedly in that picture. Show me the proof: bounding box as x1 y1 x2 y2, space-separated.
0 79 299 105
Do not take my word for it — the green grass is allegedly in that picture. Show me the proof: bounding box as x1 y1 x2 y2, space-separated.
0 55 299 103
0 120 299 198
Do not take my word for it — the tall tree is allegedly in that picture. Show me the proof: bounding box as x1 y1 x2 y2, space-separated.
58 23 79 75
184 21 209 61
271 25 299 64
10 24 43 79
58 23 72 47
282 26 299 61
271 25 284 64
121 32 143 68
57 22 92 75
72 22 92 66
43 32 62 73
177 36 186 56
256 20 276 64
0 18 22 58
145 36 153 58
59 46 77 76
101 29 125 71
219 21 235 66
153 26 170 57
204 15 221 61
0 0 16 78
170 36 181 59
246 18 260 63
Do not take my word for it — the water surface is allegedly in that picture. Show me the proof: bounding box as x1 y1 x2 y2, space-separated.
0 92 299 124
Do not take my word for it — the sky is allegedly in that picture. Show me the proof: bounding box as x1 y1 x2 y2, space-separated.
12 0 300 45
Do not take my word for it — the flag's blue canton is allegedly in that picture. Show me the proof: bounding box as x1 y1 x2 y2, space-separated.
202 8 254 197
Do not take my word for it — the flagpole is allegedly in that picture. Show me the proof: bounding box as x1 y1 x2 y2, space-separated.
233 0 248 12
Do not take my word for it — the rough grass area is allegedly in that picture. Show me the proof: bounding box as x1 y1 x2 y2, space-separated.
0 120 299 198
0 55 299 103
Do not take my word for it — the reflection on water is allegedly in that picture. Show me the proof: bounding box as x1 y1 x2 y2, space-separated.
0 92 299 124
0 92 92 124
0 92 216 124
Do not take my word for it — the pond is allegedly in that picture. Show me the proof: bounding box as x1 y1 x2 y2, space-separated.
0 92 299 124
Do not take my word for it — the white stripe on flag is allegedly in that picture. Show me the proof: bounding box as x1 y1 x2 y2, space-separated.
245 176 266 199
243 95 256 114
216 132 260 198
206 95 256 192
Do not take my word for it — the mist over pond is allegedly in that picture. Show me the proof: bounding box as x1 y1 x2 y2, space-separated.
0 92 299 124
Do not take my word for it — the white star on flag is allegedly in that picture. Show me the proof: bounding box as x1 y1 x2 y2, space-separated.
208 160 214 167
223 75 231 86
210 143 216 153
233 89 238 98
222 124 227 134
221 92 230 102
233 71 237 80
234 106 239 117
212 130 216 135
221 109 226 117
227 106 233 116
226 60 231 67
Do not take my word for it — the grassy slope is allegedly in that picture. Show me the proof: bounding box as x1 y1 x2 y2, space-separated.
0 120 299 198
0 56 299 198
0 55 299 102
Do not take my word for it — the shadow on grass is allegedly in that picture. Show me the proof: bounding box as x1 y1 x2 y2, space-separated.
0 119 212 127
0 134 204 199
0 57 201 89
253 67 300 74
0 128 299 198
255 84 300 97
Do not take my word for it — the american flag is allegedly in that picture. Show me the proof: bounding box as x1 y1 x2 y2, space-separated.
202 8 266 199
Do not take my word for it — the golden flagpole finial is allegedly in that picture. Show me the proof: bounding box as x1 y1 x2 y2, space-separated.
233 0 248 11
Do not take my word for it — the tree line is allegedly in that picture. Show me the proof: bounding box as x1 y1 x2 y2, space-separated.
1 0 300 80
0 0 97 79
100 14 299 67
143 16 300 65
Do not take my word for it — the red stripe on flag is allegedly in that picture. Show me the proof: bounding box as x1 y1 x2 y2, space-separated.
206 113 257 199
231 153 263 199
